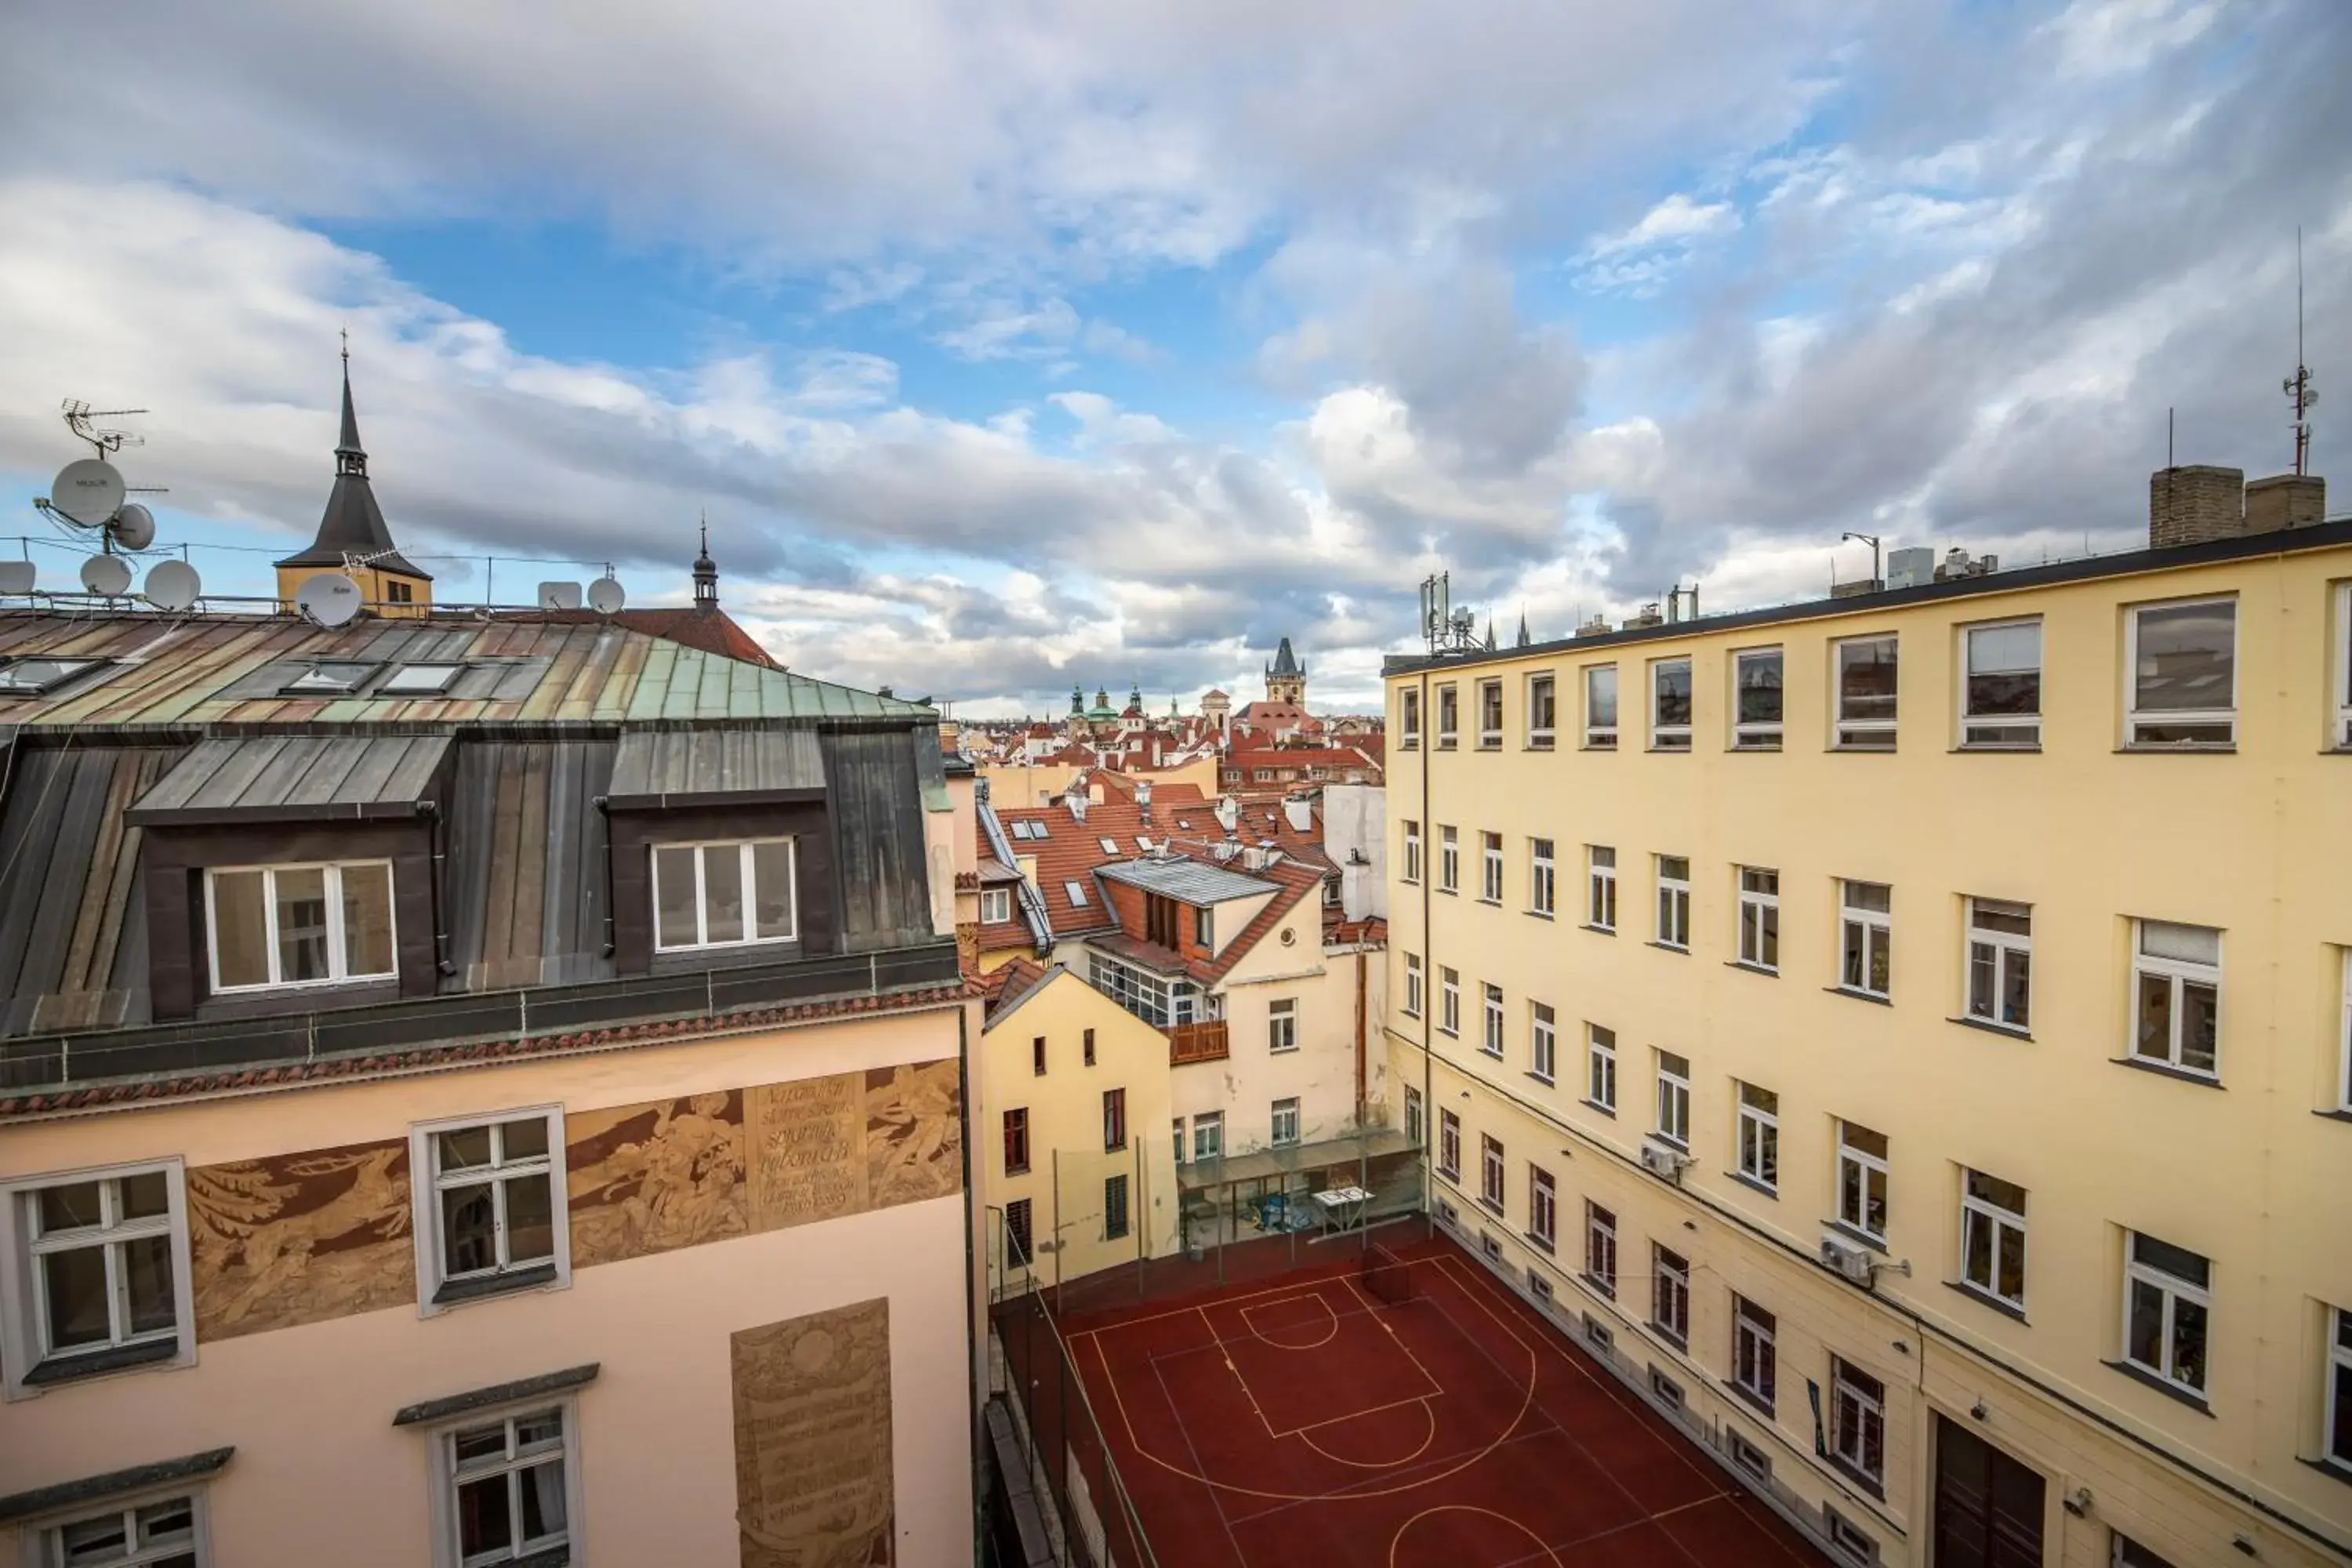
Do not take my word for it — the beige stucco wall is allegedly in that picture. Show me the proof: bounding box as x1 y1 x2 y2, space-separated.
1384 543 2352 1566
2 1005 977 1568
1174 933 1382 1156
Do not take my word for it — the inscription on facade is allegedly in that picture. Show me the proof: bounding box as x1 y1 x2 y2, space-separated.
749 1074 870 1231
732 1297 895 1568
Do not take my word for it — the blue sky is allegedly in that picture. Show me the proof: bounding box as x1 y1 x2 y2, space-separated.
0 0 2343 713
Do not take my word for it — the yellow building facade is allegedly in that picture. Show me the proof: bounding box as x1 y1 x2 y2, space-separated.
1384 524 2352 1567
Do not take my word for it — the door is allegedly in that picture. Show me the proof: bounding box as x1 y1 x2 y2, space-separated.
1934 1415 2045 1568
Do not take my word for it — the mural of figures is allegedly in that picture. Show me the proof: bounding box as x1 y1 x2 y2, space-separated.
863 1060 960 1211
186 1140 415 1340
567 1090 749 1266
731 1298 895 1568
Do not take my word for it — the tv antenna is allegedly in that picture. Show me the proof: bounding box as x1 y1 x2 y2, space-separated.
60 399 147 456
2285 227 2318 477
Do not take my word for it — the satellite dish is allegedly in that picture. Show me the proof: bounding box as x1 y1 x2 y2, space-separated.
538 581 583 610
80 554 134 597
109 502 155 551
296 571 362 628
50 459 125 528
587 575 626 614
0 561 34 595
144 559 201 612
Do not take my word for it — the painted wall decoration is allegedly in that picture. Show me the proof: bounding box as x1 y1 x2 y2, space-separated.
863 1059 960 1210
731 1297 895 1568
567 1089 748 1267
748 1073 869 1232
186 1139 415 1340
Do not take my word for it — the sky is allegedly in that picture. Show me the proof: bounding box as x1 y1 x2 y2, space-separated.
0 0 2344 715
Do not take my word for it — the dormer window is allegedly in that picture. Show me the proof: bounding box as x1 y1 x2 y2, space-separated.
205 860 396 992
0 655 100 695
380 662 465 695
281 661 378 695
652 838 797 953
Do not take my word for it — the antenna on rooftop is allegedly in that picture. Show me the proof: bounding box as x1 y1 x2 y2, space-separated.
2285 227 2318 477
1418 571 1483 655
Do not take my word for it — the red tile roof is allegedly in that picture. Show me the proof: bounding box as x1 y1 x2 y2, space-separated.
513 606 781 668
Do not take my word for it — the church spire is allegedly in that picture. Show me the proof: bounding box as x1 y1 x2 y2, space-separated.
334 331 367 480
693 513 718 608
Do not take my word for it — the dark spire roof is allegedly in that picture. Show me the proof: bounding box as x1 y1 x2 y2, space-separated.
275 349 431 579
693 515 718 608
1267 636 1302 677
1515 612 1530 648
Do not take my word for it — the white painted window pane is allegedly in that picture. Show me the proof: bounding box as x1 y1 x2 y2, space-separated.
211 869 269 989
340 861 395 977
1588 667 1617 727
273 866 331 982
2139 920 2220 966
702 845 746 945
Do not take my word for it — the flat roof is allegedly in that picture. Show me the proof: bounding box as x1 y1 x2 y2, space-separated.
1097 856 1279 905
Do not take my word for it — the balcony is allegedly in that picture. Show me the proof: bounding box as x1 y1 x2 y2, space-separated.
1167 1020 1230 1065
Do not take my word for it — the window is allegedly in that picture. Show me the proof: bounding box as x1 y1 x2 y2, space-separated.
1404 1085 1425 1147
1064 880 1090 908
1732 1296 1777 1412
1403 953 1424 1018
1005 1198 1033 1266
1438 1110 1461 1180
1527 673 1556 748
434 1403 578 1568
1143 894 1181 949
1477 679 1504 748
1965 898 2032 1031
1439 826 1459 893
0 656 100 696
1530 1002 1556 1083
1826 1510 1878 1565
1530 1167 1556 1249
1840 880 1892 999
412 1109 567 1309
1651 1368 1686 1410
1584 665 1619 749
31 1493 209 1568
204 860 395 992
1097 836 1120 855
2123 1231 2209 1396
980 887 1011 924
1831 1359 1886 1485
1960 1169 2027 1308
1171 1119 1185 1166
1102 1090 1126 1152
1083 1028 1096 1067
1436 684 1459 748
2337 582 2352 748
1440 967 1461 1036
1481 984 1505 1058
1962 620 2042 747
2 1161 191 1392
1272 1098 1300 1147
1732 648 1783 749
1653 1246 1690 1345
651 838 797 951
1400 688 1421 748
1736 1083 1779 1191
1191 1112 1225 1162
2324 1306 2351 1469
1403 820 1422 884
1654 855 1690 949
282 660 377 695
1267 998 1298 1054
2132 920 2220 1078
1833 635 1898 750
1836 1122 1889 1241
1479 832 1504 902
1650 658 1692 750
1196 906 1215 949
1032 1036 1047 1076
1737 868 1778 971
1530 839 1555 916
1588 1024 1617 1111
1102 1174 1131 1241
1728 1432 1771 1482
1252 769 1273 783
1587 846 1617 931
2340 951 2352 1112
2111 1534 2180 1568
1004 1109 1031 1173
1585 1203 1617 1295
2127 597 2236 746
381 662 465 695
1655 1051 1690 1147
1480 1135 1505 1212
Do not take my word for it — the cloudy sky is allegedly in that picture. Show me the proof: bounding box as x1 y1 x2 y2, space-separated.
0 0 2343 713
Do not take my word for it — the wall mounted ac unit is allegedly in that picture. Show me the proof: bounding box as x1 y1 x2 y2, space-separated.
1639 1140 1690 1182
1819 1234 1876 1285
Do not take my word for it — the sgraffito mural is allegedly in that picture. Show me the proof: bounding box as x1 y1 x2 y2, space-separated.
731 1297 895 1568
186 1139 416 1339
567 1089 750 1265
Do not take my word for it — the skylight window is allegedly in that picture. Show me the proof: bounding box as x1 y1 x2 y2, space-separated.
1065 880 1090 907
1098 837 1120 855
0 656 100 696
282 661 378 695
379 662 465 695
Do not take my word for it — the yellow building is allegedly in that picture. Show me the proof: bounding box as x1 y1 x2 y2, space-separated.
1383 504 2352 1567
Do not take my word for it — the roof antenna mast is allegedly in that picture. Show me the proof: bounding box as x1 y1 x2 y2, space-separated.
2285 227 2318 477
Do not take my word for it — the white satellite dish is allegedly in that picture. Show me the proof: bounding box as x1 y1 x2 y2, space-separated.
0 561 34 595
586 575 626 614
80 554 134 597
144 558 201 612
538 581 583 610
296 571 363 628
109 502 155 552
50 459 125 528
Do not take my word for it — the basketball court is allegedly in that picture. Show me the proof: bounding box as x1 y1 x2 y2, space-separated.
1058 1233 1828 1568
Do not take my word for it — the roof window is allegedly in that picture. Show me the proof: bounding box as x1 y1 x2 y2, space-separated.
281 661 379 695
0 656 101 696
379 662 466 695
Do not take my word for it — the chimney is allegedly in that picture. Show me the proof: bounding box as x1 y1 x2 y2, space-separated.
2150 465 2245 548
1135 778 1152 822
2244 473 2326 535
1064 789 1087 824
1214 795 1240 833
1283 796 1314 833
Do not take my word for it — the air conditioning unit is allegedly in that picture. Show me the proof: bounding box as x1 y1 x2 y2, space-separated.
1820 1234 1876 1285
1639 1140 1689 1182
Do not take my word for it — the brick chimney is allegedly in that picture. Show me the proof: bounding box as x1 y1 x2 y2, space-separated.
2149 465 2244 548
2243 474 2327 535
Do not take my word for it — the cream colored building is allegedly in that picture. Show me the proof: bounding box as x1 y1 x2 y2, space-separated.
1384 505 2352 1567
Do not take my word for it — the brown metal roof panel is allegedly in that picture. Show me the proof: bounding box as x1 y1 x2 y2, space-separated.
128 735 450 823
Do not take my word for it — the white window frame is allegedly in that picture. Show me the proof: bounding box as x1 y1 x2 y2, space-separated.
1731 647 1784 750
1530 1167 1556 1248
423 1395 586 1568
2339 950 2352 1113
2336 582 2352 750
1654 855 1690 949
1402 820 1422 884
2130 920 2222 1078
1840 880 1892 1000
1480 1134 1506 1212
1476 678 1504 749
1403 1085 1425 1147
1733 1295 1777 1412
649 837 798 952
1836 1121 1889 1242
1584 665 1619 750
1267 997 1298 1054
1588 845 1617 931
1480 831 1504 903
1481 982 1505 1059
1737 867 1779 971
2122 1231 2210 1396
1530 839 1555 916
1399 687 1421 749
202 859 397 993
1588 1024 1617 1111
1959 618 2043 749
1530 1001 1556 1083
1438 1109 1461 1180
1 1159 196 1401
1649 657 1693 751
2325 1305 2351 1469
1403 953 1424 1018
1830 1358 1886 1483
1439 826 1459 893
1271 1097 1300 1147
1062 880 1090 909
1736 1082 1778 1192
2125 596 2238 747
1526 672 1557 749
1192 1111 1224 1162
24 1486 215 1568
1832 633 1899 750
1653 1244 1690 1345
1655 1051 1690 1148
1965 898 2033 1033
1439 967 1461 1036
408 1106 572 1316
1585 1201 1617 1294
1960 1168 2028 1309
1436 683 1459 748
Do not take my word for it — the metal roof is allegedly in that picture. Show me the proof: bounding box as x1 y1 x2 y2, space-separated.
607 728 826 808
1096 856 1278 904
128 734 452 823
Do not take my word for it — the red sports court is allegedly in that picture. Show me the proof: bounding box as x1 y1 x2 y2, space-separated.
1055 1232 1828 1568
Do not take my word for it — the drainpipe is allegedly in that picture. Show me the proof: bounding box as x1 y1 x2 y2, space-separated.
1352 946 1367 1127
593 794 617 957
1419 668 1433 1179
424 800 454 978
